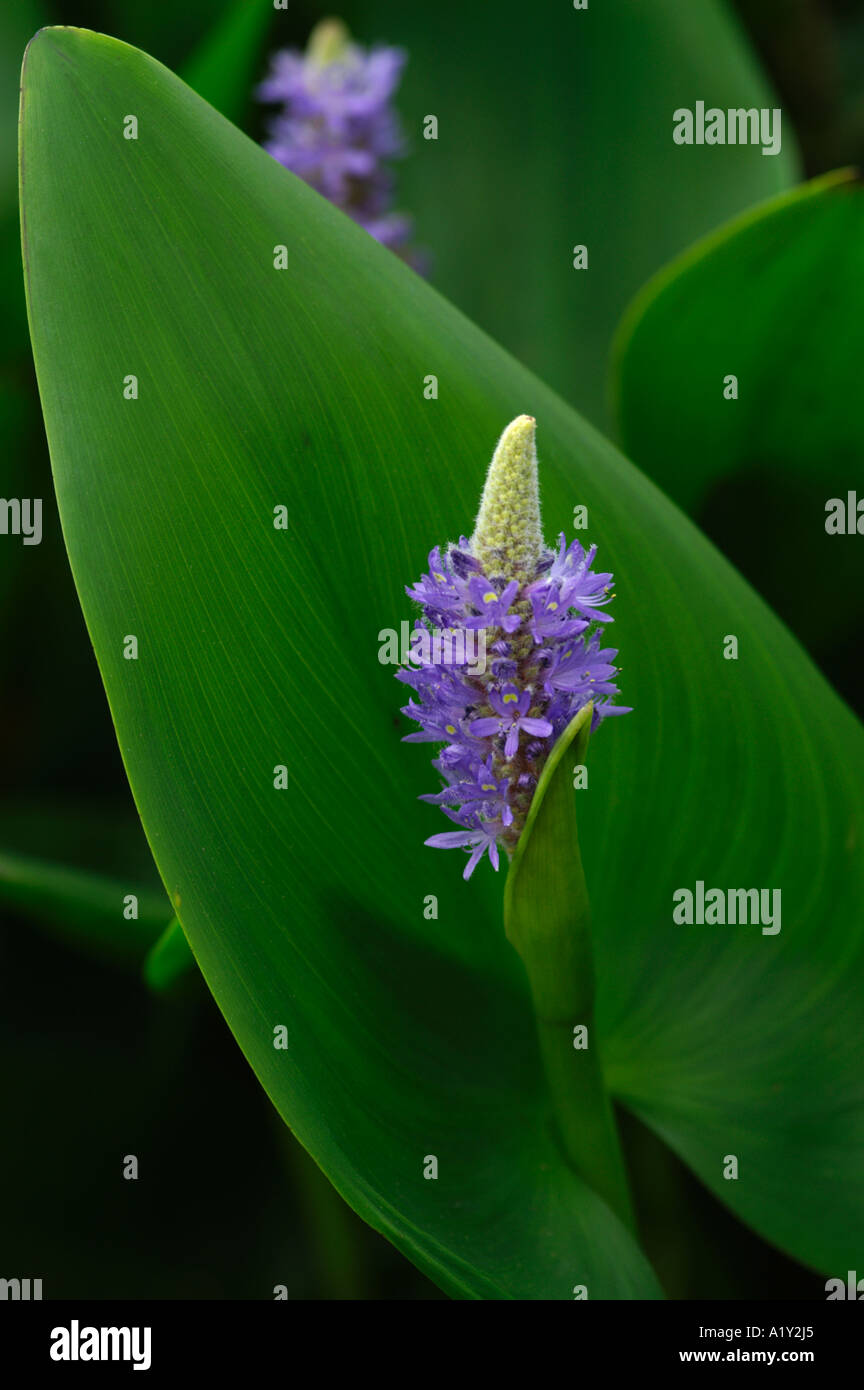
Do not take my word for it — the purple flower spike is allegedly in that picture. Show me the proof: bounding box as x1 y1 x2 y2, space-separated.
398 416 629 878
257 18 421 265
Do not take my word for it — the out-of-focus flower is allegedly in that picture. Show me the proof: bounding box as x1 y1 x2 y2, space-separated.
257 17 419 262
399 416 630 879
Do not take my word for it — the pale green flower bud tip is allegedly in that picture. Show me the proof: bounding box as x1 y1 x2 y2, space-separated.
307 18 352 66
470 414 542 583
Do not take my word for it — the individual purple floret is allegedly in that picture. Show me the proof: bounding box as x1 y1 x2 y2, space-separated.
399 416 630 879
257 18 416 259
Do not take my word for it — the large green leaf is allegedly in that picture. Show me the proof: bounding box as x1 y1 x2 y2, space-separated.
339 0 798 427
20 28 864 1294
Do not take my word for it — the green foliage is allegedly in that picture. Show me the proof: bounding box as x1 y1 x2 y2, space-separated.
612 170 864 702
613 170 864 514
18 24 864 1299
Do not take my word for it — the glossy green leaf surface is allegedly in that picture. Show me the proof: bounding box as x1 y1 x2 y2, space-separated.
20 28 864 1294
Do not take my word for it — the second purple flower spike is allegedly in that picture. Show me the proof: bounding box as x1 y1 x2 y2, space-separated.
258 18 417 261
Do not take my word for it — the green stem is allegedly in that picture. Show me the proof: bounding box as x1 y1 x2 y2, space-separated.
503 706 635 1233
531 969 635 1233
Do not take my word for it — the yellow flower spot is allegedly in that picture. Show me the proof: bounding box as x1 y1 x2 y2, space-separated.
502 692 518 704
483 591 497 604
445 724 456 734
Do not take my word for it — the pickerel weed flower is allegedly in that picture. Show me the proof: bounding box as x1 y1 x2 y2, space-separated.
399 416 630 879
257 18 416 260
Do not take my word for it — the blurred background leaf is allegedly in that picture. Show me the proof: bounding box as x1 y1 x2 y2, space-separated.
19 26 864 1297
0 847 170 966
612 170 864 716
143 915 195 991
730 0 864 173
181 0 273 126
335 0 799 428
0 0 45 354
